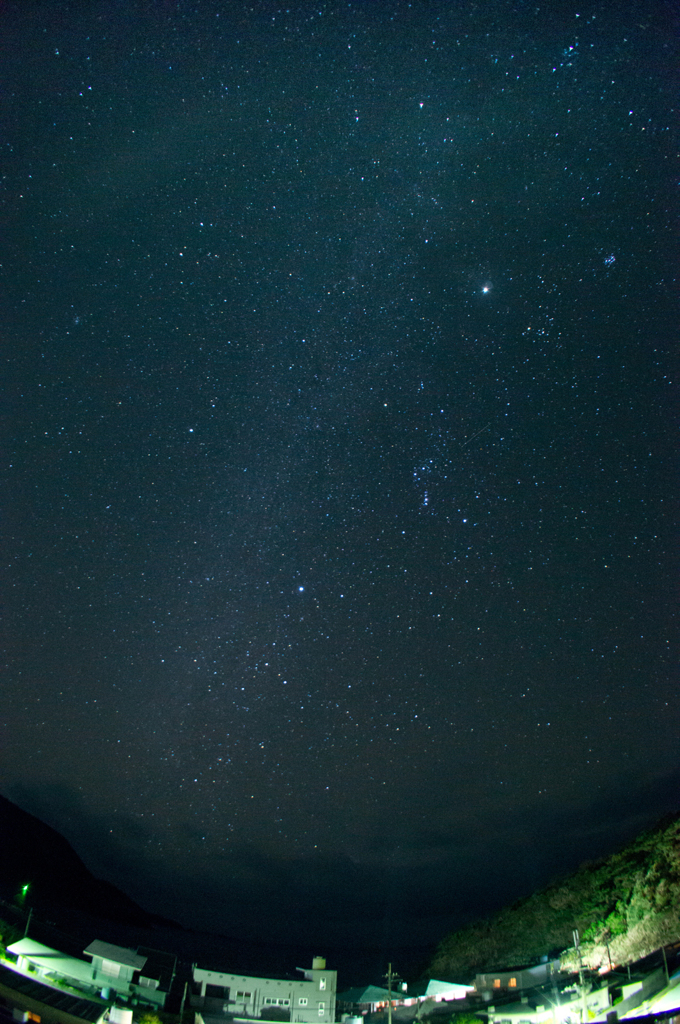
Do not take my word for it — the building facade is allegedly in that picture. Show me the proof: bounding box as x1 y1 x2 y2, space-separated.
475 962 562 998
6 939 168 1009
192 958 336 1024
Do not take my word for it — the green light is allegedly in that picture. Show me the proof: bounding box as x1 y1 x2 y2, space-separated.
21 885 30 896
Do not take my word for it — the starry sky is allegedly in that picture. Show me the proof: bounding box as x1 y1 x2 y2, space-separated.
2 0 677 977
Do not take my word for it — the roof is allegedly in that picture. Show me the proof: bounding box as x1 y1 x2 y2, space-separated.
7 940 58 957
83 942 146 971
136 947 176 989
476 961 560 979
6 940 96 986
337 986 395 1004
0 962 104 1024
407 979 473 998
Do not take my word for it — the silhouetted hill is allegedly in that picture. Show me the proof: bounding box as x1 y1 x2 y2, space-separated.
0 793 178 930
0 795 419 986
429 812 680 979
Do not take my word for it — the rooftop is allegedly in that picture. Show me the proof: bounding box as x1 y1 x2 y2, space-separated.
83 943 146 972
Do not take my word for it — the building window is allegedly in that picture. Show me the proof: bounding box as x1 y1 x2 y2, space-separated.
319 979 326 991
206 985 227 999
509 979 517 988
299 999 308 1006
102 960 121 979
493 980 501 989
264 998 290 1007
236 992 251 999
318 1004 325 1015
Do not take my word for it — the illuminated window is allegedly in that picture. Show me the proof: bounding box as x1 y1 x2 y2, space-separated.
299 999 308 1006
318 1004 325 1015
493 979 501 989
319 979 327 991
509 979 517 988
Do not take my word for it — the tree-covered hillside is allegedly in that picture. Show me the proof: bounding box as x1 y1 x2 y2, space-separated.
429 813 680 980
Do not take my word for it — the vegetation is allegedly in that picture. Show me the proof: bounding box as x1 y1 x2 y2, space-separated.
0 916 22 952
429 812 680 979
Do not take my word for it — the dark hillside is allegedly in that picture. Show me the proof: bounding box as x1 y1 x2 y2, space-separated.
429 812 680 979
0 793 177 929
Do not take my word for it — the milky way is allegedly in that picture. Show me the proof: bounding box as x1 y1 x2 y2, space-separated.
2 0 676 970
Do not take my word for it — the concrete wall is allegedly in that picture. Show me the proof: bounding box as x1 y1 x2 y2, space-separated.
192 966 337 1024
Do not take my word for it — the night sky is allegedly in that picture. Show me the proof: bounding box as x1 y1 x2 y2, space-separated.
2 0 677 975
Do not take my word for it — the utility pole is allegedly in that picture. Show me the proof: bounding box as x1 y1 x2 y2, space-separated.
384 963 401 1024
23 908 33 938
573 930 588 1024
179 980 189 1022
550 960 561 1024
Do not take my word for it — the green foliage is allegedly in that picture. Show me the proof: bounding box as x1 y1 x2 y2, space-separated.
604 903 627 937
429 813 680 978
448 1014 484 1024
0 917 22 951
137 1013 163 1024
581 920 605 943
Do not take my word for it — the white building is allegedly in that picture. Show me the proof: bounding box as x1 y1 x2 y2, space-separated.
403 979 474 1003
192 957 336 1024
83 941 147 996
486 987 611 1024
8 938 100 993
6 938 168 1009
475 962 562 998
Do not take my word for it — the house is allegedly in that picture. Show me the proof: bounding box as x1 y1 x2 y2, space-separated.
402 979 474 1004
6 939 169 1009
7 940 101 995
474 962 562 999
134 947 176 1006
485 985 611 1024
337 978 472 1017
191 957 336 1024
629 966 680 1018
82 941 167 1008
82 941 146 997
605 966 667 1020
336 986 399 1015
486 966 672 1024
